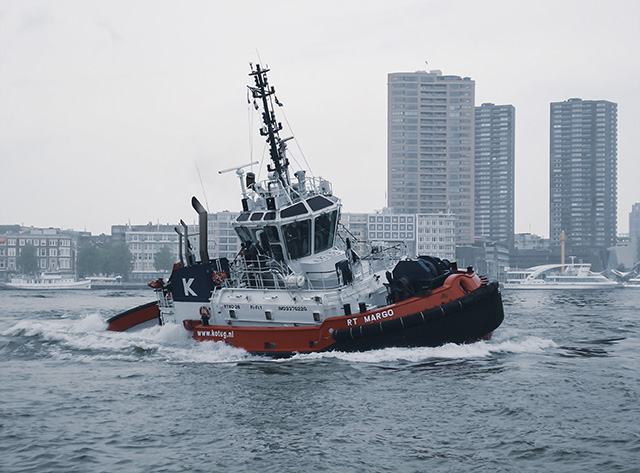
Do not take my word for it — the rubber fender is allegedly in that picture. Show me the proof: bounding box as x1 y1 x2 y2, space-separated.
333 281 499 341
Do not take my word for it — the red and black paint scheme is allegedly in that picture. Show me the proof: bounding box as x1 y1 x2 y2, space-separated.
190 272 503 357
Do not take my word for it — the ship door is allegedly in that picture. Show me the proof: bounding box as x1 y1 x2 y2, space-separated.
263 226 286 263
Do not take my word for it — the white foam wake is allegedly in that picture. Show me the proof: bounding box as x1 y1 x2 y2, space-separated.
2 313 556 365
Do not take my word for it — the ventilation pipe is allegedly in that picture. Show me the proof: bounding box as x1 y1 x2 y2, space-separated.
180 219 195 266
191 196 210 263
174 227 184 266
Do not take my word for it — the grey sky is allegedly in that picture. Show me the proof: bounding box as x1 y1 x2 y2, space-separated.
1 0 638 236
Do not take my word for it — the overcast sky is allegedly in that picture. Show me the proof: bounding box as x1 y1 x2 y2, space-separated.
1 0 639 237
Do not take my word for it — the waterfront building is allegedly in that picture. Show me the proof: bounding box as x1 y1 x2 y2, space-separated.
367 210 417 257
111 223 196 282
415 212 456 260
549 98 617 269
456 241 510 282
387 69 475 244
475 103 515 248
0 226 77 281
207 211 241 261
338 212 369 255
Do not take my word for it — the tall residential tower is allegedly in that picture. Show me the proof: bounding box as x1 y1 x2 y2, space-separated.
387 70 475 244
549 98 617 267
474 103 515 248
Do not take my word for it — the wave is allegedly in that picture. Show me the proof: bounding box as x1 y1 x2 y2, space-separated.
1 313 556 366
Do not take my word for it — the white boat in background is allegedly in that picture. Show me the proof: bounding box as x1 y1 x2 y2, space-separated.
86 276 123 288
504 262 620 290
5 272 91 290
623 275 640 288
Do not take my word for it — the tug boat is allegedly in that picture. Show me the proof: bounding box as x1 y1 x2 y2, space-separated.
107 64 504 356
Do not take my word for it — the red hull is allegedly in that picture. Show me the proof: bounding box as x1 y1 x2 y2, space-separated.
107 301 160 332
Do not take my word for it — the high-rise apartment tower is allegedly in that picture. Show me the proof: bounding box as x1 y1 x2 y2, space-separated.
388 70 475 244
474 103 515 248
549 98 617 260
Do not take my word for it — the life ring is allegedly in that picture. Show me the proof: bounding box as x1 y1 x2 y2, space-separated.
199 306 210 317
212 271 226 284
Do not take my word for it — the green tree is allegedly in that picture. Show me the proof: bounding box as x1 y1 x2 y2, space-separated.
154 245 175 273
77 244 105 277
17 243 39 275
103 242 133 278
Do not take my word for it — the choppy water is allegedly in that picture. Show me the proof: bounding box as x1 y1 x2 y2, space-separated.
1 287 639 473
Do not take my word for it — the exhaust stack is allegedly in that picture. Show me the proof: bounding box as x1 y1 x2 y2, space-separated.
174 227 184 266
180 219 195 266
191 196 210 263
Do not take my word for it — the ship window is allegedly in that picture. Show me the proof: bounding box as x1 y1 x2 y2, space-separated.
280 202 308 218
264 211 276 220
307 195 333 211
264 226 281 243
250 212 264 221
314 210 338 253
283 220 311 259
235 226 254 244
237 213 250 222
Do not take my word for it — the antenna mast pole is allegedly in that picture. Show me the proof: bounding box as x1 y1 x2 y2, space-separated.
248 64 289 188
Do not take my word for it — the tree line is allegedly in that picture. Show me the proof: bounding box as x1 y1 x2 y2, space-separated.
16 242 176 280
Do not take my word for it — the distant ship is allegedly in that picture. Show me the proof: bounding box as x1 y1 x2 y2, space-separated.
623 274 640 288
504 261 619 290
86 276 123 289
106 63 504 356
5 272 91 290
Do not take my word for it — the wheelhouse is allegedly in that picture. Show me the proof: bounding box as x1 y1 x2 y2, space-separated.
234 194 340 264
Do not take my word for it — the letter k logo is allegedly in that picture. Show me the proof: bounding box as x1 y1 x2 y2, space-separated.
182 278 197 297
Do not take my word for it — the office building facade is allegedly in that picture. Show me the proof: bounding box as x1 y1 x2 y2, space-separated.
388 70 475 244
474 103 515 248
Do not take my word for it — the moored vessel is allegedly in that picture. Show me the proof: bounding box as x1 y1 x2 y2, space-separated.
623 274 640 288
504 261 619 290
107 63 504 356
5 272 91 290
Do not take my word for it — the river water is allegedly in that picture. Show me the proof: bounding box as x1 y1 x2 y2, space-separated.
1 287 638 473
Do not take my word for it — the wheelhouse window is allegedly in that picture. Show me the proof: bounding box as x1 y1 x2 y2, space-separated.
314 210 337 253
280 202 308 218
235 226 253 245
282 220 311 259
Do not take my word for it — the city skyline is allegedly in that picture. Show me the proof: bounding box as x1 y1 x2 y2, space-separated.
1 1 639 236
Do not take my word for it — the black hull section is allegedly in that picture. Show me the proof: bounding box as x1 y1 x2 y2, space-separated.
329 281 504 352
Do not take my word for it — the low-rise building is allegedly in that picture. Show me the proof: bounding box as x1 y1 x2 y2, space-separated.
112 223 197 282
415 212 456 260
0 226 77 281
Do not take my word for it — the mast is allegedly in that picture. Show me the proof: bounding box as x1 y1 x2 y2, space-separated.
248 64 289 188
